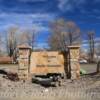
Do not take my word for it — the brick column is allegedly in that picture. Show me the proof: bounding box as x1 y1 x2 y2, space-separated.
17 44 31 80
68 46 80 79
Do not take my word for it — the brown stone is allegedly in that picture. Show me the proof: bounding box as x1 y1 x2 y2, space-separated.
68 45 80 79
17 44 31 80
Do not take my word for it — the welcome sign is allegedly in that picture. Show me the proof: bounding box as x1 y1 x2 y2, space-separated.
30 51 65 75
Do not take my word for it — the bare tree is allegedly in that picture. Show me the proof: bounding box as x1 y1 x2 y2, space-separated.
18 29 35 49
6 27 18 57
96 43 100 56
0 35 2 55
48 19 81 51
88 31 95 63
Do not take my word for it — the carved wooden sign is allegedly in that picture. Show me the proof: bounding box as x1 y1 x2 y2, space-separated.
30 51 65 75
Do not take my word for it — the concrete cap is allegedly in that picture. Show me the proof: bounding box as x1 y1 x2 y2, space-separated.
67 45 80 49
17 44 32 49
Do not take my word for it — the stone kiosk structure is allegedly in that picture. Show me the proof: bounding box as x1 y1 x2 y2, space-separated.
17 44 31 80
17 44 80 81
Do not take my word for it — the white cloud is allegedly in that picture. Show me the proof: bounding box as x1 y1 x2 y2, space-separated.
58 0 86 12
30 13 56 21
18 0 47 2
93 9 100 13
0 13 57 33
95 0 100 3
82 38 100 44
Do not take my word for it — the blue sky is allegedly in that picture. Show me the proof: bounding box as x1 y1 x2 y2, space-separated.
0 0 100 48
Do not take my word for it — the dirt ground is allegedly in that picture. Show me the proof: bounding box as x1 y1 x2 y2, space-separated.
0 64 100 100
81 63 97 73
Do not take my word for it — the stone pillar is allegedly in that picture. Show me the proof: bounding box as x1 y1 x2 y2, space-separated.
68 46 80 79
17 44 31 80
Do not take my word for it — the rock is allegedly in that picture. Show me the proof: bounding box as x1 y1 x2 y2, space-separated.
44 88 49 93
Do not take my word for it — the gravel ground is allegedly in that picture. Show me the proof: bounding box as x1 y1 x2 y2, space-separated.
0 64 100 100
0 74 100 100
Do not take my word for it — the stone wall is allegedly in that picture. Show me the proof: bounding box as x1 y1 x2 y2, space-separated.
68 46 80 79
17 45 31 80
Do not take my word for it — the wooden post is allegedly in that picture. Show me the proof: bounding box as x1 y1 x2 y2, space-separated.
68 45 80 79
17 44 31 80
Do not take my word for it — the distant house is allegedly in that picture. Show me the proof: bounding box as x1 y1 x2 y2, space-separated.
94 54 100 62
0 56 13 64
